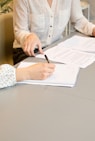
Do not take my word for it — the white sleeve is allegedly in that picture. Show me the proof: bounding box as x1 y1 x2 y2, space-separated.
71 0 95 36
13 0 31 46
0 64 16 89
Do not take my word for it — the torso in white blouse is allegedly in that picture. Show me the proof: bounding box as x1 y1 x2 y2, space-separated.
13 0 95 48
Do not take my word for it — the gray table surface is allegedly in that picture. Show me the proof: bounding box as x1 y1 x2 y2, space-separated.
0 33 95 141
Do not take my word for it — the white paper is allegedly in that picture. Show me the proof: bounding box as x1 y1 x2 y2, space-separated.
58 35 95 53
17 62 80 87
37 47 95 68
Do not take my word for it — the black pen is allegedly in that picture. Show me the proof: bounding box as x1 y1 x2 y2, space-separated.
44 54 50 63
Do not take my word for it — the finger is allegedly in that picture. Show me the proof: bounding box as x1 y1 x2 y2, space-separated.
30 43 38 56
41 72 51 80
48 68 55 73
45 72 53 78
47 64 55 69
26 45 33 56
25 40 36 56
37 41 43 54
23 43 30 56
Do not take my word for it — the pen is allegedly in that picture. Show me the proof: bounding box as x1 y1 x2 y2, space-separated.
44 54 50 63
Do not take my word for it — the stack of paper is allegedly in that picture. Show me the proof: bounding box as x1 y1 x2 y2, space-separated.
17 62 80 87
58 35 95 53
37 35 95 68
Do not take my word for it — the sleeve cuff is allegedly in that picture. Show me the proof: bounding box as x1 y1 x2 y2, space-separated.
0 64 16 88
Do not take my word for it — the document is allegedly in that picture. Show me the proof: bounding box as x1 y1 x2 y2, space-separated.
37 47 95 68
17 62 80 87
58 35 95 53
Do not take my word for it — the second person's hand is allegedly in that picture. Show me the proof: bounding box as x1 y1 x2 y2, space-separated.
22 33 43 56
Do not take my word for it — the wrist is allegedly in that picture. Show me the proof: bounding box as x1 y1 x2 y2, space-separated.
92 28 95 37
16 68 29 82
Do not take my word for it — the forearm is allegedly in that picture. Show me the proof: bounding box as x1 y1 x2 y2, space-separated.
71 0 95 36
16 67 30 81
74 17 95 36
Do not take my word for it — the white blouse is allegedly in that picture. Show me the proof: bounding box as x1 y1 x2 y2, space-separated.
0 64 16 89
13 0 95 48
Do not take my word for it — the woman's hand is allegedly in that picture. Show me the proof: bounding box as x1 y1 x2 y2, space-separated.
22 33 43 56
92 27 95 37
16 63 55 81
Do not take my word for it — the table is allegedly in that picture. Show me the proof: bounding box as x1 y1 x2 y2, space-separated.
0 33 95 141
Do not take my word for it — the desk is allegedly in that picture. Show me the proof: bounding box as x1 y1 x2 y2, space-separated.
0 33 95 141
